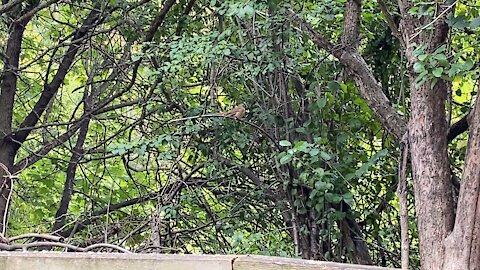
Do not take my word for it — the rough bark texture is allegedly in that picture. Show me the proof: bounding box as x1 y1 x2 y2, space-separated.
408 79 455 270
444 89 480 270
400 2 466 269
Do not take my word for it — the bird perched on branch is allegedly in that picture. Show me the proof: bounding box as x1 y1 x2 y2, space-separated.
219 105 246 119
168 104 246 124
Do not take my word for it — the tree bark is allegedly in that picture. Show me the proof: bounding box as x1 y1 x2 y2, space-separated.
443 86 480 270
408 79 455 269
0 7 31 233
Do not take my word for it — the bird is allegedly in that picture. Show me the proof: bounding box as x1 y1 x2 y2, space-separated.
219 105 246 119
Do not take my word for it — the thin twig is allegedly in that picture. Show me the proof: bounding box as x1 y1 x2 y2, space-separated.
167 114 279 149
0 162 18 237
409 1 457 42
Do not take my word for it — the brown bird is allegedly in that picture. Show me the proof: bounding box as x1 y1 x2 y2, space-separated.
219 105 246 119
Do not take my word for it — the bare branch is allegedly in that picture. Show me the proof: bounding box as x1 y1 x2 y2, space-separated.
340 52 407 141
7 233 63 243
15 0 62 23
215 154 278 200
0 0 24 16
409 1 457 44
13 123 82 173
397 142 410 270
0 241 130 253
448 114 469 141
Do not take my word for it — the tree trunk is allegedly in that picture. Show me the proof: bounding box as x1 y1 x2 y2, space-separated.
443 88 480 270
0 11 29 233
408 78 455 269
0 146 16 234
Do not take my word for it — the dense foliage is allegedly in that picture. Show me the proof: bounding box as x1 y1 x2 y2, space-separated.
0 0 479 269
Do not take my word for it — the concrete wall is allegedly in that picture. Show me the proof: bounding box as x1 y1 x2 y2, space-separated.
0 252 397 270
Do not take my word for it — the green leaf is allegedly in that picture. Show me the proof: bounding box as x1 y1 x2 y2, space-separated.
470 17 480 28
315 180 327 191
327 81 341 91
433 45 446 54
315 202 324 212
131 54 142 62
417 54 428 61
320 151 331 160
294 141 309 152
280 154 292 165
431 78 439 89
309 148 320 156
415 71 428 87
325 193 342 203
279 140 292 147
432 67 443 78
243 5 255 17
315 98 327 110
433 53 447 61
314 168 325 177
342 193 354 206
413 62 425 73
463 60 474 71
447 14 469 29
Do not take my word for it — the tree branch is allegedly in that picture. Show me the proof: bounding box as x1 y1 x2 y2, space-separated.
0 241 130 253
52 79 95 233
13 8 102 146
59 175 207 237
341 0 361 52
15 0 61 23
175 0 197 35
0 0 24 16
340 52 407 141
143 0 177 42
448 114 469 142
289 10 340 58
13 122 82 173
377 0 403 46
291 8 407 142
0 3 34 137
214 154 278 200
